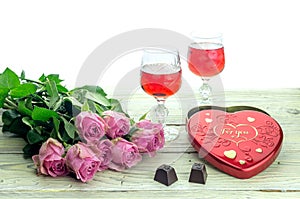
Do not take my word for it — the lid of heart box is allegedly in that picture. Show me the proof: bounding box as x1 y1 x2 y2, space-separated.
186 106 283 179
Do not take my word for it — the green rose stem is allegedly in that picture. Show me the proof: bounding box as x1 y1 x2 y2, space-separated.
4 98 17 109
31 94 49 106
22 78 44 86
3 103 15 109
63 142 72 152
58 112 72 119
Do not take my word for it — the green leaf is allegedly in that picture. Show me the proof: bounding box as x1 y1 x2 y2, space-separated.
22 117 34 129
52 97 63 112
17 100 33 116
46 79 59 108
64 96 82 107
32 106 58 121
61 117 76 139
46 74 63 84
2 124 9 132
9 83 37 98
2 110 20 126
38 74 46 82
27 129 44 144
25 97 34 110
6 117 30 135
23 143 40 156
77 85 107 96
94 103 105 114
129 118 135 126
0 87 9 108
109 98 124 113
20 70 25 80
71 86 110 106
63 97 81 116
128 126 140 135
88 100 96 112
0 68 20 89
85 90 110 106
81 100 90 111
123 126 140 141
31 93 48 107
34 125 43 135
57 84 68 93
139 111 148 121
52 117 63 141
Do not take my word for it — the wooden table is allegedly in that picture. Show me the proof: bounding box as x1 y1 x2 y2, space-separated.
0 88 300 198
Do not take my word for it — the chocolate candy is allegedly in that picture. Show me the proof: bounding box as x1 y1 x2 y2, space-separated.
188 163 207 184
154 164 178 186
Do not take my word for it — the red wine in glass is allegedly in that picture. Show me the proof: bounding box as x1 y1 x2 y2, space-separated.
187 33 225 103
141 64 182 98
188 43 225 77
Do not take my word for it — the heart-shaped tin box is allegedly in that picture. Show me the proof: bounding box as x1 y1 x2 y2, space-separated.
186 106 283 179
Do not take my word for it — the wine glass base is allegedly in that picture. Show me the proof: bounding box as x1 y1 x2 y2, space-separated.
163 126 179 142
199 97 212 105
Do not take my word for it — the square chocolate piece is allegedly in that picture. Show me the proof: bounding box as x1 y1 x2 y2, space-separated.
154 164 178 186
188 163 207 184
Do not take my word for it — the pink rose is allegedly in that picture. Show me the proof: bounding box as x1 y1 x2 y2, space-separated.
65 142 101 182
102 110 130 139
75 111 106 143
109 138 142 171
131 120 165 157
32 138 68 177
88 139 113 171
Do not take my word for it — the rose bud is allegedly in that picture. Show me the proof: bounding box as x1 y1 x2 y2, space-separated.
32 138 69 177
102 110 131 139
65 142 101 182
131 120 165 157
75 111 106 143
88 139 113 171
109 138 142 171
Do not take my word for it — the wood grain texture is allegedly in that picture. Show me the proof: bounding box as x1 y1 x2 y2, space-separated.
0 89 299 198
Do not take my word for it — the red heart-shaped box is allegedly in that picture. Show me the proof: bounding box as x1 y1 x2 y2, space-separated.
187 106 283 179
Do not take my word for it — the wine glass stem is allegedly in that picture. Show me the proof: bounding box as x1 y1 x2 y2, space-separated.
155 98 168 125
153 98 178 142
200 78 212 101
202 78 209 85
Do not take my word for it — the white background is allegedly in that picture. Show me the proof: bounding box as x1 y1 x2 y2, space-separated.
1 0 300 94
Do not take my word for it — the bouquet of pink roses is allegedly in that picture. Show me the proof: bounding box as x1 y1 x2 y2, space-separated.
0 68 165 182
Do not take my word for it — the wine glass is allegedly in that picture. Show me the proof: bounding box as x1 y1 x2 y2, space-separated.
187 32 225 103
140 48 182 142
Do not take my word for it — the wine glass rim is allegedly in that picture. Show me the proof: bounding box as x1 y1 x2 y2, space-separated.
190 31 223 39
142 47 179 55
